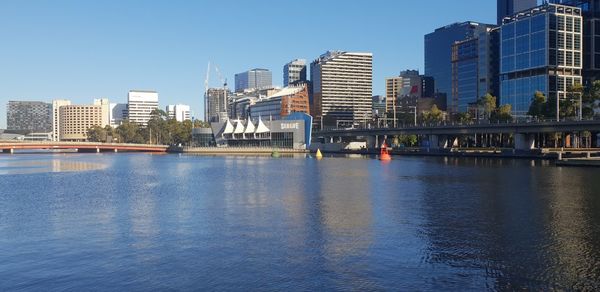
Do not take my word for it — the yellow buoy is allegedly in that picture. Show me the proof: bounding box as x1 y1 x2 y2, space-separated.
316 149 323 159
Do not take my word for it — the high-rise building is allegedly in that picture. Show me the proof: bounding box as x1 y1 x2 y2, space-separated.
234 69 272 92
6 101 52 133
548 0 600 85
451 27 500 113
59 104 104 141
385 70 436 119
126 90 159 126
93 98 110 128
52 99 71 141
206 88 230 122
500 3 583 117
283 59 307 86
425 21 496 111
372 95 386 118
109 103 127 127
310 51 373 127
166 104 191 122
497 0 539 25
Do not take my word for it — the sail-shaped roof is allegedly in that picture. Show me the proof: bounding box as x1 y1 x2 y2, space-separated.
234 120 245 134
255 117 270 134
244 118 255 134
222 119 234 134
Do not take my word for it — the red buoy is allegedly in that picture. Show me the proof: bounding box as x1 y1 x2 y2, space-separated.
380 142 392 161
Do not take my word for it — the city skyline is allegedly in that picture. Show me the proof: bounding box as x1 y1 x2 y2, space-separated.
0 0 495 128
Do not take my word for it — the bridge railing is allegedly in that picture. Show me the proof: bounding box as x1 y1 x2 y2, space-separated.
0 141 169 148
316 116 600 132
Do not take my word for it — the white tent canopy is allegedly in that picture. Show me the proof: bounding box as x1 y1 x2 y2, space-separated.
255 117 270 134
243 118 256 139
222 119 234 136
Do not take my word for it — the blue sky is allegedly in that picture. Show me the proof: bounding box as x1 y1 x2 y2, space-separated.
0 0 495 127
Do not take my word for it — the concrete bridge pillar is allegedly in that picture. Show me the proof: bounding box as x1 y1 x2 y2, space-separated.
429 135 440 150
514 133 536 151
366 136 377 149
114 148 118 153
96 147 100 153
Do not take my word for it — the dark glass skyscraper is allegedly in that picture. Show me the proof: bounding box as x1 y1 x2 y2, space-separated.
425 22 495 112
451 27 500 113
497 0 539 25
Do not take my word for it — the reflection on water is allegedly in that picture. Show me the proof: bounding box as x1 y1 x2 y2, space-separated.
0 154 599 290
0 155 106 174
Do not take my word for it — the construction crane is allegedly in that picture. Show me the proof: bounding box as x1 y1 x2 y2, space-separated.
203 62 228 122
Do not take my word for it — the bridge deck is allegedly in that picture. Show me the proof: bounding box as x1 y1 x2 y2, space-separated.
0 142 168 152
315 120 600 137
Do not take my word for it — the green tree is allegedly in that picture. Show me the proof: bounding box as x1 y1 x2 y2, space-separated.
87 125 107 142
117 120 145 144
582 80 600 119
478 93 497 120
562 84 583 119
453 112 472 124
104 125 119 143
421 104 443 123
528 91 551 120
193 120 211 128
399 134 418 147
491 104 513 123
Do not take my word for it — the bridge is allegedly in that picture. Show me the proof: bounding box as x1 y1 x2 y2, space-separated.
314 120 600 151
0 141 169 153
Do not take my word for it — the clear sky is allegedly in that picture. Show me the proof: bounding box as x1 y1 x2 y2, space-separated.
0 0 496 128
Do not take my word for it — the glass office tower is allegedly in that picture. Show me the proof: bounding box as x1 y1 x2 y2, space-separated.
425 22 495 113
500 3 583 117
451 28 500 113
234 69 273 92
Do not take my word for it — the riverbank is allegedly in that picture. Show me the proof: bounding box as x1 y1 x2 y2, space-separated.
313 147 600 163
316 147 557 159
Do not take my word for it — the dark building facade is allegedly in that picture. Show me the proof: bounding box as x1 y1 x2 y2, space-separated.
498 0 539 25
425 22 496 112
6 101 52 133
451 27 500 113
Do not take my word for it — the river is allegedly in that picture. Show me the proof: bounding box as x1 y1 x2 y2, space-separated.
1 153 599 291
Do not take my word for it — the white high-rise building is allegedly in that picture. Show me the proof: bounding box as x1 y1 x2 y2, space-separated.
127 90 159 126
109 103 127 127
52 99 71 141
310 51 373 127
166 104 191 122
93 98 110 127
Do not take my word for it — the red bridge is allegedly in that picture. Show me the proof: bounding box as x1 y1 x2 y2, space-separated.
0 141 169 153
